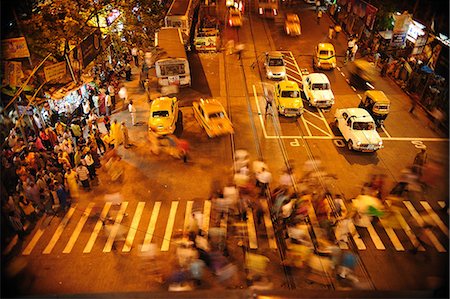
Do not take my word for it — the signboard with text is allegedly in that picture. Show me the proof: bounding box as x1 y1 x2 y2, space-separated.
44 61 67 82
390 12 411 48
1 37 30 59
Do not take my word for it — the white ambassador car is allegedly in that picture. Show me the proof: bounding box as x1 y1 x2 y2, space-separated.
335 108 383 152
302 73 335 109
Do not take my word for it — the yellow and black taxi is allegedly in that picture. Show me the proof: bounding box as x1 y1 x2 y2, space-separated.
148 97 179 135
313 43 336 70
284 13 301 36
358 90 390 126
193 98 234 137
274 80 304 117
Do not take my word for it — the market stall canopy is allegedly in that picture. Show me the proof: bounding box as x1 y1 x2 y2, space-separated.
45 81 78 100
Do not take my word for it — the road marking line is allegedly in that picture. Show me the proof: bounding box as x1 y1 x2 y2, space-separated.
103 202 128 253
246 208 258 249
285 65 298 73
253 84 269 139
22 216 48 255
438 201 446 209
183 201 194 233
284 60 297 67
202 200 211 236
420 201 448 237
340 72 346 77
381 221 405 251
288 51 304 81
381 125 391 138
262 134 448 142
404 201 446 252
336 66 341 71
357 94 362 99
351 200 384 249
347 221 367 250
122 202 145 252
317 108 334 136
63 203 94 253
260 200 277 249
302 118 331 136
43 204 78 254
83 203 112 253
286 74 301 84
300 115 312 136
161 201 179 252
142 202 161 252
303 108 324 120
351 86 357 92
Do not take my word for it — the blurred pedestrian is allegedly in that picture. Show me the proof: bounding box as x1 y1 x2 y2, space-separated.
412 148 427 176
351 43 358 61
315 0 320 12
374 52 381 68
76 163 90 191
131 46 139 66
111 119 122 147
256 167 272 196
177 139 190 163
118 86 128 111
105 91 112 116
125 62 132 81
64 168 79 200
334 24 342 39
316 10 322 24
328 25 334 39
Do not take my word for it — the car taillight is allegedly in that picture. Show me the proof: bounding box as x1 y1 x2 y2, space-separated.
259 7 263 14
229 19 232 25
273 9 277 15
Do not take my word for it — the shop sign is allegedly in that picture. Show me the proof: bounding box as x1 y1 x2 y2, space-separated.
4 61 23 87
44 61 67 82
365 3 377 30
406 20 426 44
80 31 102 68
1 37 30 59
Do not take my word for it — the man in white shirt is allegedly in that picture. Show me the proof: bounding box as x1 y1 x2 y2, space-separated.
131 46 139 66
256 167 272 196
128 100 136 126
105 92 112 116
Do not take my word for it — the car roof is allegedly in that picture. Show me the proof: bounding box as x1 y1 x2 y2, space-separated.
277 80 300 90
364 90 390 103
286 13 299 21
306 73 330 83
151 97 177 111
342 108 374 121
267 51 283 58
317 43 335 50
200 99 225 113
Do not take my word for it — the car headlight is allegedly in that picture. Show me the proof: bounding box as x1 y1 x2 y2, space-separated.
317 61 321 66
267 70 273 76
332 62 336 67
356 141 362 146
378 141 383 146
280 71 286 76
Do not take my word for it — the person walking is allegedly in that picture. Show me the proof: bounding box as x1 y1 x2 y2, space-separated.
374 52 381 68
128 100 137 126
351 43 358 61
121 121 132 149
125 62 132 81
118 86 128 111
131 46 139 66
412 148 427 176
111 119 123 147
256 167 272 196
105 91 112 116
328 25 334 39
177 139 190 163
315 0 321 12
76 163 90 191
108 83 116 110
334 24 342 39
55 181 69 211
316 10 322 24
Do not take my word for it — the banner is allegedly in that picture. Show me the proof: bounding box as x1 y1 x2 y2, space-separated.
365 3 377 30
80 31 102 68
390 12 411 48
44 61 67 82
1 37 30 59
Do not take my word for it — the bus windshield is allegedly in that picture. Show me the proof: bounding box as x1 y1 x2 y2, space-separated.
160 63 186 76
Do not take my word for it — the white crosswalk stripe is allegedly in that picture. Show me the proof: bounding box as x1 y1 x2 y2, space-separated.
63 203 94 253
122 202 145 252
420 201 448 237
142 202 161 252
103 202 129 253
161 201 178 252
83 202 112 253
43 205 78 254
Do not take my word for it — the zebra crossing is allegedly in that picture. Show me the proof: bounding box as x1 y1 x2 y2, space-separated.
17 198 449 256
337 200 448 252
19 198 278 256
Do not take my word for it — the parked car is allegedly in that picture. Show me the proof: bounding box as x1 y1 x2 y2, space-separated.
301 73 335 108
285 13 301 36
264 51 286 80
148 97 179 135
334 108 383 152
274 80 304 117
313 43 336 70
193 98 234 137
228 8 242 27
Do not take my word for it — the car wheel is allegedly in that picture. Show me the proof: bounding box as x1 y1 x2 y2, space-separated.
348 140 353 151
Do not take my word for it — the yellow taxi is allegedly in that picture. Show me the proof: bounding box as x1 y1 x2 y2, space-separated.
193 98 234 137
228 8 242 27
284 13 301 36
313 43 336 70
274 80 304 117
148 97 179 135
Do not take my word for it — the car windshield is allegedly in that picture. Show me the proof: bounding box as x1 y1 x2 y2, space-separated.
269 58 284 66
375 104 389 110
231 11 240 17
281 90 300 98
152 110 169 118
209 112 226 119
319 50 334 57
312 83 329 90
353 121 374 130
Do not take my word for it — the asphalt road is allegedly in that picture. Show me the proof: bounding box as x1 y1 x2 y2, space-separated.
3 0 448 297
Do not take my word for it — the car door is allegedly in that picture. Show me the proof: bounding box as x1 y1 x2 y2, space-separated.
304 77 312 101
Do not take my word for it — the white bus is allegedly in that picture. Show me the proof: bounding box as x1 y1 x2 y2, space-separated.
256 0 278 18
154 27 191 88
164 0 199 47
